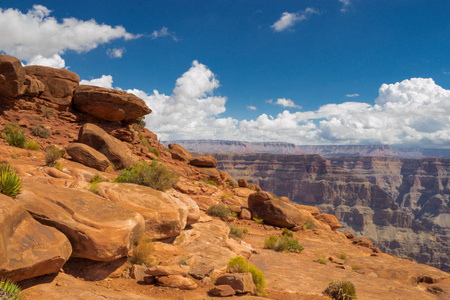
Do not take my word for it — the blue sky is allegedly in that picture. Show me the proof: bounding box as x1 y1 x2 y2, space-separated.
1 1 449 147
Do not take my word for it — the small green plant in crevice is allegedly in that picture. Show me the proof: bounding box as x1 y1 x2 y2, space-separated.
25 140 40 151
45 145 65 166
243 227 249 234
54 162 64 171
206 204 230 221
0 163 21 198
179 257 188 266
323 280 357 300
282 228 294 238
317 257 327 265
114 160 178 192
130 235 159 267
227 256 266 295
226 178 238 188
351 266 361 271
264 235 304 253
90 174 105 184
148 147 160 157
205 180 218 187
252 217 264 224
339 253 348 260
31 125 51 138
134 116 146 130
2 122 27 148
303 220 316 230
0 278 23 300
229 224 243 239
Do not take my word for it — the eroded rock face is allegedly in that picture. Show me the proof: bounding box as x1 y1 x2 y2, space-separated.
67 142 111 171
0 54 25 98
0 194 72 282
189 156 217 168
73 85 151 122
78 123 135 170
97 182 188 240
15 182 145 261
23 65 79 107
169 143 193 162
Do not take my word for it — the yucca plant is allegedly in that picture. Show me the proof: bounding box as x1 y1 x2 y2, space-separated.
0 278 24 300
0 163 21 198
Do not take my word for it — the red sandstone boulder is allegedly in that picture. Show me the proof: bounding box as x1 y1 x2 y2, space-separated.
67 142 111 171
157 275 197 290
73 85 151 122
189 155 217 168
145 265 189 276
23 65 79 107
169 143 193 162
97 182 188 240
0 54 25 98
315 213 342 231
15 182 145 261
238 178 248 188
248 191 307 228
0 194 72 282
215 273 257 294
78 123 135 170
209 285 236 296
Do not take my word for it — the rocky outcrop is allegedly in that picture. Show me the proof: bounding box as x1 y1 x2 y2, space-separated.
0 194 72 282
97 182 190 240
23 65 79 107
189 155 217 168
215 273 256 295
78 123 135 170
73 85 151 122
15 182 145 261
67 142 111 171
213 153 450 272
0 54 26 98
169 143 193 162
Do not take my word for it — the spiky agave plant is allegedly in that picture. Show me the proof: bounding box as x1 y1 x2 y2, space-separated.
0 163 21 198
0 278 23 300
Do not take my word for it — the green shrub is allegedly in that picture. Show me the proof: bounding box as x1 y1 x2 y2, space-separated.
339 253 348 260
323 280 357 300
243 227 249 234
206 204 230 221
114 160 178 192
264 235 304 253
90 174 106 184
130 235 159 267
226 178 238 188
134 116 146 130
0 278 23 300
252 217 264 224
303 220 316 230
282 228 293 237
25 140 40 151
179 257 188 266
42 107 54 119
88 182 99 194
351 266 361 270
2 123 27 148
45 146 65 166
0 163 21 198
227 257 266 294
229 224 243 239
205 180 218 187
317 257 327 264
54 162 63 171
31 125 51 138
149 147 160 157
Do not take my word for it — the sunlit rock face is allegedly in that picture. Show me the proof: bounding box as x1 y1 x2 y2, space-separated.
212 153 450 272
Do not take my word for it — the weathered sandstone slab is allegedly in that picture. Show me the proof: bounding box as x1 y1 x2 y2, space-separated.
169 143 193 162
189 155 217 168
67 142 111 171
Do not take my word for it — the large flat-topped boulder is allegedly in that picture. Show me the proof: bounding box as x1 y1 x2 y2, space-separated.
0 54 25 98
67 142 111 171
15 181 145 261
23 65 79 107
78 123 134 170
189 155 217 168
168 143 193 162
73 85 151 122
98 182 188 240
0 194 72 282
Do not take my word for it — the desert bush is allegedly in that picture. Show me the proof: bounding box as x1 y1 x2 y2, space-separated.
229 224 243 239
114 160 178 192
282 228 293 237
206 204 230 221
0 278 23 300
323 280 357 300
243 227 249 234
149 147 160 157
54 162 63 171
317 257 327 264
351 266 361 270
130 235 159 267
134 116 146 130
0 163 21 198
31 125 51 138
42 107 54 118
2 123 27 148
264 235 304 253
226 178 238 188
25 140 40 151
252 217 264 224
205 180 218 187
90 174 105 184
227 256 266 294
339 253 348 260
45 146 65 166
303 220 316 230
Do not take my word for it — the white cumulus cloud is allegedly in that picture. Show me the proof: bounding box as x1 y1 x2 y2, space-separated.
151 26 178 41
271 8 319 32
346 93 359 97
0 5 139 67
26 54 66 68
339 0 351 12
274 98 301 109
80 75 113 89
107 48 125 58
247 106 257 110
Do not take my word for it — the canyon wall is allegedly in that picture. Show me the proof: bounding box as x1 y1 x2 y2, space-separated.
211 153 450 272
